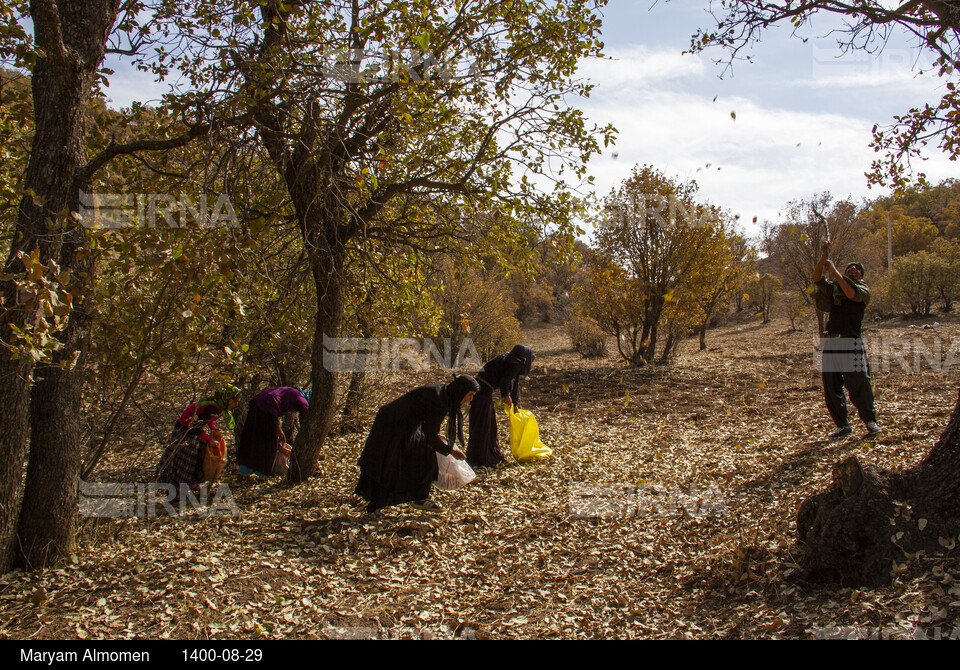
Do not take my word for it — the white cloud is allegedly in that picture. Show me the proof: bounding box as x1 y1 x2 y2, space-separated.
568 37 958 236
577 46 705 90
102 55 173 109
575 83 959 233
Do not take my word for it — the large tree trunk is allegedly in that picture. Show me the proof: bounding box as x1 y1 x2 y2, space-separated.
0 314 32 572
797 389 960 586
287 238 345 484
0 0 117 571
18 230 94 568
339 370 366 433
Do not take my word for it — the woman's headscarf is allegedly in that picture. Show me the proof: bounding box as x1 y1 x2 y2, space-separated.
215 384 241 405
200 384 241 430
445 374 480 448
508 344 534 376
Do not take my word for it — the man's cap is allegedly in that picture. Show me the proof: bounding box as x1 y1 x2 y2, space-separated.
845 262 864 277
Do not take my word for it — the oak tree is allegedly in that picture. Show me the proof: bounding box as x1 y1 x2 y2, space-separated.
150 0 613 482
0 0 248 570
0 0 122 571
583 165 722 365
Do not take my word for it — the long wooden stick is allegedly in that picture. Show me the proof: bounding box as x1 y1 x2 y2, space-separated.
811 202 830 252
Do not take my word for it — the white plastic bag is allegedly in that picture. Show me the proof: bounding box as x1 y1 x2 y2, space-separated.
273 441 292 476
435 453 476 490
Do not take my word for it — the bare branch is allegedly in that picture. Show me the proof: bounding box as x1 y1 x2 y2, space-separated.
76 112 251 184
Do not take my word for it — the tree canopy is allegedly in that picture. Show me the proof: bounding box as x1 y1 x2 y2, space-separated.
0 0 617 569
579 165 736 365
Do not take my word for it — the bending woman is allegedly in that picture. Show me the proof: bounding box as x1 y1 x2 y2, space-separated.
237 387 310 477
466 344 534 467
157 384 241 490
355 375 479 513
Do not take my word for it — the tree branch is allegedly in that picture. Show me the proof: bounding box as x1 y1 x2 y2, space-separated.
76 112 249 184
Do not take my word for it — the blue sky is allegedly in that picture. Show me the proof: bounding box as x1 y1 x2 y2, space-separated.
576 0 956 233
100 1 956 235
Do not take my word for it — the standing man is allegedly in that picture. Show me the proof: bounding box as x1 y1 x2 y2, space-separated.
814 242 881 438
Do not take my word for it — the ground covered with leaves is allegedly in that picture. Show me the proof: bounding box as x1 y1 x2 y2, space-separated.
3 314 960 639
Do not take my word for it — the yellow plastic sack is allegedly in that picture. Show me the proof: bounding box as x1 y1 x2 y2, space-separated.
505 404 552 462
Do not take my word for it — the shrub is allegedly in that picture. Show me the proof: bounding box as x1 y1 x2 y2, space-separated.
433 260 522 363
566 313 607 358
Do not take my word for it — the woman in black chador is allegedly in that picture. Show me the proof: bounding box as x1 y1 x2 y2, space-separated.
466 344 534 467
355 375 480 513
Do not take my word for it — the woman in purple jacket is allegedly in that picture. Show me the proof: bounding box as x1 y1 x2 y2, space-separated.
237 387 310 476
